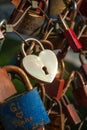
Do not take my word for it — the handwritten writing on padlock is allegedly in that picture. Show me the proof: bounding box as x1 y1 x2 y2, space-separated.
22 38 58 83
0 65 50 130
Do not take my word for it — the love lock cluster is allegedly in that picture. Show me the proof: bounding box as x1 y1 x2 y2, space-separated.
0 0 87 130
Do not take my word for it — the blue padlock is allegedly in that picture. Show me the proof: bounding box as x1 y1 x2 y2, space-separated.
0 65 50 130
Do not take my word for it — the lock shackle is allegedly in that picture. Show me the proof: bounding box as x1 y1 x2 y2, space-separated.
3 65 33 91
48 97 63 115
34 83 46 103
12 6 32 28
79 51 87 65
74 71 86 85
63 71 75 95
61 94 70 106
58 60 65 79
21 38 45 57
40 39 54 50
63 70 86 95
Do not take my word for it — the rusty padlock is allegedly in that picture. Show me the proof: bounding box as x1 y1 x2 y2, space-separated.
72 71 87 107
0 65 50 130
61 94 81 125
0 67 17 103
46 98 65 130
21 38 58 83
59 14 82 52
45 60 65 100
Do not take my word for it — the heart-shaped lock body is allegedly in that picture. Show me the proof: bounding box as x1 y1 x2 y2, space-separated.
22 49 58 83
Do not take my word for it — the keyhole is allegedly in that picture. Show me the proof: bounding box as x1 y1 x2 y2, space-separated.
42 66 49 75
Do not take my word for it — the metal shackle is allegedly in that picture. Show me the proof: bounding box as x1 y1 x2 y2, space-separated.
3 65 33 91
21 38 45 57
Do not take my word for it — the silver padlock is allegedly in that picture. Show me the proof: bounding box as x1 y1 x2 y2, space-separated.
21 38 58 83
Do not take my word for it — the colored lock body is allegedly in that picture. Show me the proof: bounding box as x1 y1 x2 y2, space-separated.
45 60 65 99
0 88 50 130
61 95 81 125
45 75 65 100
0 68 16 103
0 66 50 130
64 29 82 52
59 14 82 52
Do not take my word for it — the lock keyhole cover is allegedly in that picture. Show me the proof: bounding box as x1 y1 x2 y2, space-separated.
22 50 58 83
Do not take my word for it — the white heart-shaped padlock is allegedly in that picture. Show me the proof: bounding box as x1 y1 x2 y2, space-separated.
22 50 58 83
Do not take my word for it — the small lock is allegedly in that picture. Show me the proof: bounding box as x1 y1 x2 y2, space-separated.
61 94 81 125
79 51 87 82
17 10 45 36
72 71 87 107
59 14 82 52
45 60 65 100
0 65 50 130
21 38 58 83
7 8 24 30
46 98 65 130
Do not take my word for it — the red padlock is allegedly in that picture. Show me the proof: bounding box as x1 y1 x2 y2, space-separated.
61 94 81 125
45 60 65 100
59 14 82 52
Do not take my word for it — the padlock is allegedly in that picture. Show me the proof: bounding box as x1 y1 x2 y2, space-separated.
49 0 67 15
17 10 45 36
0 67 17 103
46 98 65 130
79 51 87 82
59 14 82 52
72 71 87 107
45 60 65 100
21 38 58 83
11 0 21 7
61 94 81 125
0 65 50 130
